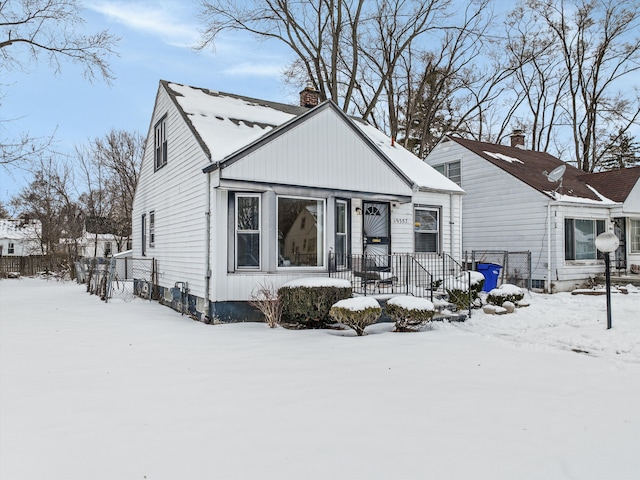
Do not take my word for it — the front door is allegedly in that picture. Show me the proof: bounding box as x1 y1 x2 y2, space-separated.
363 201 390 268
614 218 627 271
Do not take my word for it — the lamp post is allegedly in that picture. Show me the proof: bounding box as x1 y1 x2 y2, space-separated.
595 231 620 330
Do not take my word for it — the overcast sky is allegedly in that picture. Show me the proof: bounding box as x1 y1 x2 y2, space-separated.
1 0 296 205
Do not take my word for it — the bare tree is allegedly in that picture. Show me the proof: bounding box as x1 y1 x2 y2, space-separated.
0 0 118 82
1 0 119 167
76 130 143 254
505 0 640 171
197 0 451 125
395 0 513 156
10 156 81 258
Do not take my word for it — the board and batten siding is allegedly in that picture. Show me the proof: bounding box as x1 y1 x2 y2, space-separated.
221 107 412 197
132 85 211 298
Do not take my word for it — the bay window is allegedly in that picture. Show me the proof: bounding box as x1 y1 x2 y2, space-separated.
278 197 325 267
564 218 605 260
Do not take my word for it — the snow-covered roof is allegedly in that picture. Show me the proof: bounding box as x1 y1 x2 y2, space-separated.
164 81 462 194
0 219 41 240
354 121 463 193
445 136 622 205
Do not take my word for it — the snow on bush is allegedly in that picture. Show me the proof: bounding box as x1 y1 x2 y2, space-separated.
386 295 435 332
279 278 352 328
487 284 525 306
445 271 485 310
329 297 381 336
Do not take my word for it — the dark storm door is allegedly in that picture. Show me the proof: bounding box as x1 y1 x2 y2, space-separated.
363 201 390 268
614 218 627 270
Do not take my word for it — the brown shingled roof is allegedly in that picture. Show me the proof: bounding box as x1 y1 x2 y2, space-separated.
447 136 602 201
578 166 640 203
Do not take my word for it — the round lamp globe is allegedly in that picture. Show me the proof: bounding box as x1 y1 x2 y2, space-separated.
595 232 620 253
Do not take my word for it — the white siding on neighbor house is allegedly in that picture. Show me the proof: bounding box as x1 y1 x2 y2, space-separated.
623 181 640 214
427 140 621 291
221 108 413 197
428 141 550 277
132 85 211 299
551 203 611 287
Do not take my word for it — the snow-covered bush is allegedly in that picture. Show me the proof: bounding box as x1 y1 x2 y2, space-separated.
279 278 352 328
445 271 485 310
386 296 435 332
486 284 525 306
329 297 381 336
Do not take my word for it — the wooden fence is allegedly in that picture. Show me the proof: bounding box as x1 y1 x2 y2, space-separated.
0 255 69 277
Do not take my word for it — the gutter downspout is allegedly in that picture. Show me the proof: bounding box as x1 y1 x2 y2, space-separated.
204 171 212 322
547 201 552 293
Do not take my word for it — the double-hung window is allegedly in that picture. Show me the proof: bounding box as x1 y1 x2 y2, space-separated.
278 196 325 267
434 161 461 185
631 219 640 253
414 207 439 252
154 115 167 170
8 242 15 254
149 211 155 247
236 195 261 269
564 218 605 260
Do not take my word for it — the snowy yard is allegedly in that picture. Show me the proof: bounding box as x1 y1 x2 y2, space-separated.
1 278 639 480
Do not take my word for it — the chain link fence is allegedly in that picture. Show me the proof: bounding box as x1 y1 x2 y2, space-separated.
75 256 157 301
468 250 532 290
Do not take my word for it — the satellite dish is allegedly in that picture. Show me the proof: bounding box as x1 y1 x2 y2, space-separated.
545 165 566 183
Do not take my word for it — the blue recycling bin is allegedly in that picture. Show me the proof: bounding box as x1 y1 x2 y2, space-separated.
477 263 502 292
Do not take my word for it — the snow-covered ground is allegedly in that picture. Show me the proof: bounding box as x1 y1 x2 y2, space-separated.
1 278 639 480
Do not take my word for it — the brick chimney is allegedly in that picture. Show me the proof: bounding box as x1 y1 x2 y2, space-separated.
510 129 525 148
299 82 319 108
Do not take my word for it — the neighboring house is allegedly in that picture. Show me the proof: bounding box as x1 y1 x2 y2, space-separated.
80 216 131 258
0 219 41 256
425 133 640 292
132 80 463 321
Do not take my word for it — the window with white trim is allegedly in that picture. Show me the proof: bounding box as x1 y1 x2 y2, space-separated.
414 207 439 252
236 195 261 269
154 115 167 170
278 196 325 267
564 218 605 260
149 211 155 247
631 219 640 253
8 242 15 254
434 160 461 185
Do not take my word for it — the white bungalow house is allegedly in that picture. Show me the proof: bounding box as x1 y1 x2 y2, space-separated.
0 218 42 256
425 133 640 292
132 80 464 321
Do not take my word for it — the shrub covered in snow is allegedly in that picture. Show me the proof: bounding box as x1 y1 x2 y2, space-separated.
329 296 381 336
445 271 485 310
486 284 525 306
386 296 435 332
279 278 352 328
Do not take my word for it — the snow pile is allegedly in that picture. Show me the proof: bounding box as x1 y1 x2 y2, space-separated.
1 279 640 479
